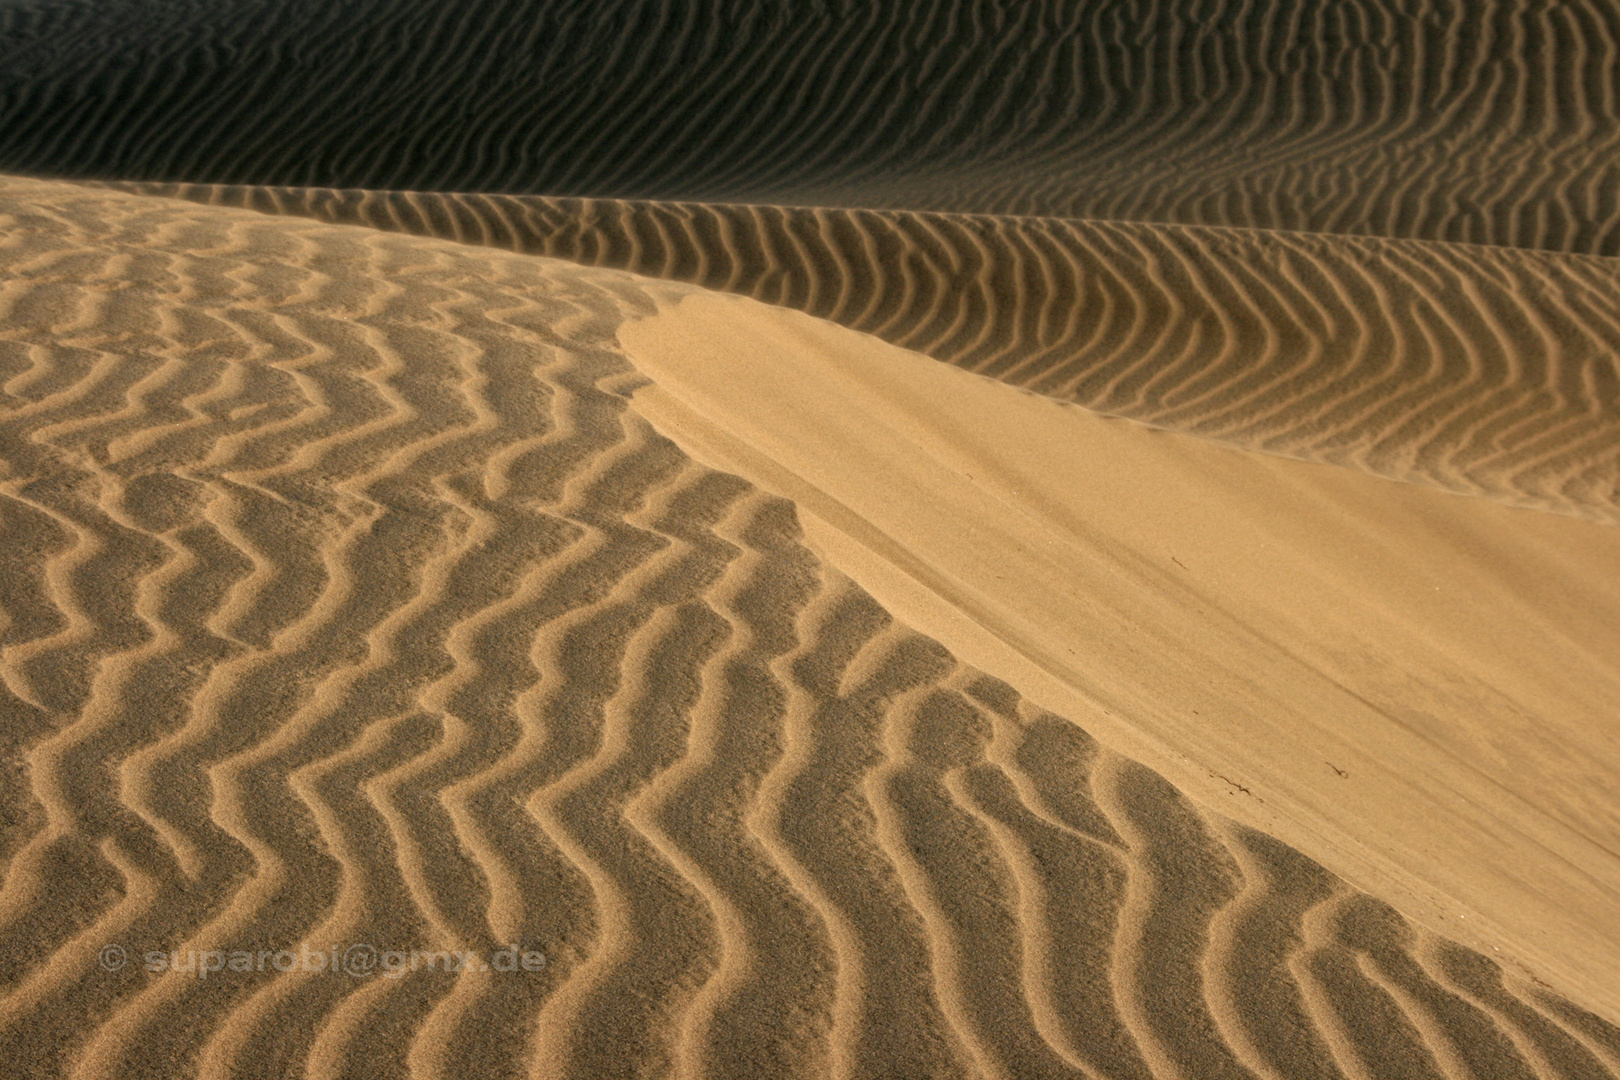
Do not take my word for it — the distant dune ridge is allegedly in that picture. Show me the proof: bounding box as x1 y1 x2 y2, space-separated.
7 0 1620 253
2 175 1618 1080
3 0 1620 1075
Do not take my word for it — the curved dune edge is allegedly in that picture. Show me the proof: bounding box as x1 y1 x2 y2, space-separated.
2 177 1618 1076
617 289 1620 1027
100 183 1620 526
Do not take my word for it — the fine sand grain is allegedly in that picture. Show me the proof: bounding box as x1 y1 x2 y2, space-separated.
1 178 1617 1078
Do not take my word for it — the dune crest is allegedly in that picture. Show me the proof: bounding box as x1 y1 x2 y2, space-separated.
3 179 1617 1077
105 183 1620 525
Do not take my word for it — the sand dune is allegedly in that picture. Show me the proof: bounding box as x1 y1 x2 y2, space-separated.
6 0 1620 1072
4 178 1617 1078
4 0 1620 252
103 183 1620 524
620 287 1620 1034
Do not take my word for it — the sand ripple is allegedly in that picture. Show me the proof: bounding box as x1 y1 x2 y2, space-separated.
2 179 1615 1078
8 0 1620 254
106 184 1620 523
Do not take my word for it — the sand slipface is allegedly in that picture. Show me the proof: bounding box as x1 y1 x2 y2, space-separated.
619 289 1620 1027
0 179 1618 1079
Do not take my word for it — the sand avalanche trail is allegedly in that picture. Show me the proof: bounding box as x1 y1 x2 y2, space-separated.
2 180 1615 1078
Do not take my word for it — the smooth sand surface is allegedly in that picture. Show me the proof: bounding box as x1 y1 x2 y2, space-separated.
1 177 1617 1078
620 289 1620 1027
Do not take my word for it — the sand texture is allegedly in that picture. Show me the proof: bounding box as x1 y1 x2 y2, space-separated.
3 0 1620 1075
6 0 1620 254
0 176 1617 1079
104 183 1620 522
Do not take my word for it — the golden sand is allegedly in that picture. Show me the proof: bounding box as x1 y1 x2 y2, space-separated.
0 177 1615 1077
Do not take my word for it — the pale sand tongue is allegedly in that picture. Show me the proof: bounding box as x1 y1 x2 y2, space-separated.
620 289 1620 1023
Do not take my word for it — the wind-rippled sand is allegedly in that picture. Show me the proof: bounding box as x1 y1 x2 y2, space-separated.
3 0 1620 1076
11 0 1620 254
2 177 1617 1080
108 184 1620 522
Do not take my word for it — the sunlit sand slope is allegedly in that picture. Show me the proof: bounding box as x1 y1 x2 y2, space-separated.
621 288 1620 1035
110 183 1620 523
7 0 1620 251
4 180 1618 1077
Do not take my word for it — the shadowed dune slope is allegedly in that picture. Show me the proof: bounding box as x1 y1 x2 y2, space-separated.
106 183 1620 523
5 0 1620 253
4 179 1619 1078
